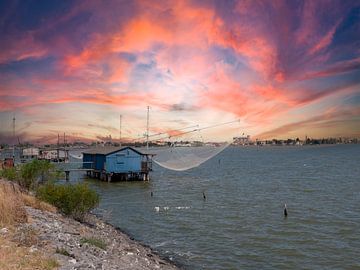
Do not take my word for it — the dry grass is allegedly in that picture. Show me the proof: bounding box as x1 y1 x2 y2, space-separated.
0 179 56 228
0 180 27 227
0 179 59 269
13 225 39 247
0 234 59 270
21 194 57 213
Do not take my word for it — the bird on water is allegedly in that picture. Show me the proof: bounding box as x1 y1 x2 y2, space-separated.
284 204 288 217
203 192 206 200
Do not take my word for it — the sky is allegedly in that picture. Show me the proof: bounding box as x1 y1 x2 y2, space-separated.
0 0 359 144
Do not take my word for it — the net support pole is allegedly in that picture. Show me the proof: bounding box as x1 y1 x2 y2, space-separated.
119 114 122 147
12 114 15 160
146 106 149 149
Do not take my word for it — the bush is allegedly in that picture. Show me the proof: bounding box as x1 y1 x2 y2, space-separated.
1 160 62 191
36 183 99 221
0 167 18 181
19 160 57 190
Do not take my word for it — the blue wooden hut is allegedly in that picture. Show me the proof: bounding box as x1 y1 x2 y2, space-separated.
83 146 153 181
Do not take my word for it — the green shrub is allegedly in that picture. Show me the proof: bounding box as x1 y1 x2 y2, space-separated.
1 160 62 191
19 160 57 190
80 237 107 250
36 183 99 221
0 167 18 181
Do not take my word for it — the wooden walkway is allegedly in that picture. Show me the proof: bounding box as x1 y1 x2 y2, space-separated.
53 162 93 180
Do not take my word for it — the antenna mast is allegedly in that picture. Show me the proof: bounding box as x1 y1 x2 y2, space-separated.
12 114 15 159
119 115 122 147
57 133 60 163
146 106 150 149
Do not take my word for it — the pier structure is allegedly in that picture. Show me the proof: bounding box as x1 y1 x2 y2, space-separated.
82 146 154 182
55 161 93 181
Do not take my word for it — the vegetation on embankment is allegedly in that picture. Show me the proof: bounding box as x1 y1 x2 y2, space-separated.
0 159 99 222
0 160 100 269
37 182 99 221
1 159 62 190
0 169 179 269
0 179 59 270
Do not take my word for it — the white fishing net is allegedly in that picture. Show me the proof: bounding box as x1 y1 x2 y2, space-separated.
148 143 230 171
69 153 83 159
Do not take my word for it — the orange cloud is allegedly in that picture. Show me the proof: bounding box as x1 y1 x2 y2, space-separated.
216 28 277 79
252 85 293 106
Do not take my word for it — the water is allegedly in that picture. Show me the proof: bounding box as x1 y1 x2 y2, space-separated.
73 145 360 269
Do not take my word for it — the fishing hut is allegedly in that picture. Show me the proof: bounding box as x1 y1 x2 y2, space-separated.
82 146 153 182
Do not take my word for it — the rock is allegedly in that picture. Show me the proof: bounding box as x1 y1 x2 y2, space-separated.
21 206 179 270
0 227 9 234
29 245 38 253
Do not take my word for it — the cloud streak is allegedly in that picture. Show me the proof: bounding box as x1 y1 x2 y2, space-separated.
0 0 359 142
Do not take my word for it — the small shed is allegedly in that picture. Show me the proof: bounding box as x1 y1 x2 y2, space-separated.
22 147 40 158
82 146 153 181
40 149 66 162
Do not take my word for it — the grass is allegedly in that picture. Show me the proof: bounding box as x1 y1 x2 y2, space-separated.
0 234 59 270
21 193 57 213
80 237 107 250
13 225 39 247
0 180 27 227
55 247 74 258
0 179 56 227
0 179 59 269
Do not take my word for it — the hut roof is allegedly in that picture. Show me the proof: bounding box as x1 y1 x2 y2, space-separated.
83 146 154 156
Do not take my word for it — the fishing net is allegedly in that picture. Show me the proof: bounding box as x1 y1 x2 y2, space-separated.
69 153 83 159
149 142 230 171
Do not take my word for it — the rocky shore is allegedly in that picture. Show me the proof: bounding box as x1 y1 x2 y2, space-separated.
9 205 180 270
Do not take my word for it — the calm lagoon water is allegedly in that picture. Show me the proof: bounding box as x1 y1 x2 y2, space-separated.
74 145 360 269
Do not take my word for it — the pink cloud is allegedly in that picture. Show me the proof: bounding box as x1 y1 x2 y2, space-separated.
0 0 359 142
308 22 340 55
300 57 360 80
255 107 360 139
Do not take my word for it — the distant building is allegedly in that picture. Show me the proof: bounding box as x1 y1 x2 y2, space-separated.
22 147 39 158
233 135 251 145
40 149 67 161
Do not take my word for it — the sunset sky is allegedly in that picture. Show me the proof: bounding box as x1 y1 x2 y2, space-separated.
0 0 359 144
